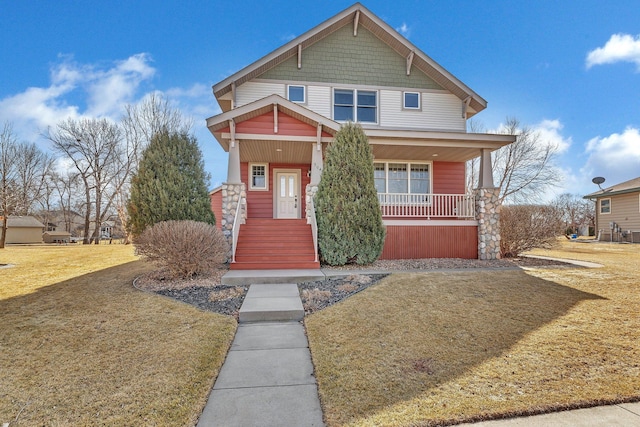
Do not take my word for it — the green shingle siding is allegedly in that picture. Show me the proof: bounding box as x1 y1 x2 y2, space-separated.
260 26 443 90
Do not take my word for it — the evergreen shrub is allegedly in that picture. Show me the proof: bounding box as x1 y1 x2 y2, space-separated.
315 122 385 265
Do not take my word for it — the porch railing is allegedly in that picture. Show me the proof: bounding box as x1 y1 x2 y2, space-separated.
307 195 319 262
231 197 246 263
377 193 475 219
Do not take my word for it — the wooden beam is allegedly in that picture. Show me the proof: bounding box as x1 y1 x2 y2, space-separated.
297 44 302 69
317 124 322 148
273 104 279 134
406 51 414 76
229 119 236 147
353 10 360 36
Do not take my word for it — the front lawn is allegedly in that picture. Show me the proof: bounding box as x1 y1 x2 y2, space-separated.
306 241 640 426
0 245 236 426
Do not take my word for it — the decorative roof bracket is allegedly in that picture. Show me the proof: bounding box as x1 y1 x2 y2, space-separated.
273 104 279 134
297 44 302 69
353 10 360 36
406 50 415 76
229 119 236 148
462 96 472 119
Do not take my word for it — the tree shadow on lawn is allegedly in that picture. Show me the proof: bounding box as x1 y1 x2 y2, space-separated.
306 269 609 426
0 260 236 426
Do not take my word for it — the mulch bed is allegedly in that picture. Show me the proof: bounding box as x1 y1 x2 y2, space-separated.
136 257 573 319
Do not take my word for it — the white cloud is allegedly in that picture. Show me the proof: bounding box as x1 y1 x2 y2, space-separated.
396 23 410 38
582 127 640 186
0 53 157 142
586 33 640 70
534 119 572 154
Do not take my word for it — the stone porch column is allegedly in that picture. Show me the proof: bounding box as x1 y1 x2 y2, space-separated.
475 149 501 260
221 182 246 258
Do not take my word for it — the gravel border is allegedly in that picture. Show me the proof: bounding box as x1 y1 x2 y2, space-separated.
135 256 573 318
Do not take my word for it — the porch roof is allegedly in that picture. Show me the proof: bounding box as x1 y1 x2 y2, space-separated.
212 3 487 116
207 94 515 163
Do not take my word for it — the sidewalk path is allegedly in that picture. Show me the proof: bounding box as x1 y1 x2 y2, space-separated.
196 284 324 427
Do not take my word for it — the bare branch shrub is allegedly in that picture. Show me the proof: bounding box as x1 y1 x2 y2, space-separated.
500 205 564 258
134 220 228 278
301 288 332 312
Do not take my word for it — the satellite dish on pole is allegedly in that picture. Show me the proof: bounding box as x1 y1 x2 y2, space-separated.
592 176 605 190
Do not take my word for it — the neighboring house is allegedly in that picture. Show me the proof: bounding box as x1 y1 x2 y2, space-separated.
207 3 515 269
584 177 640 243
0 216 45 244
43 231 72 244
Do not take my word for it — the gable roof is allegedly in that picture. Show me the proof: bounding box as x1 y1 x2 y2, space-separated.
1 216 45 228
584 176 640 199
212 3 487 115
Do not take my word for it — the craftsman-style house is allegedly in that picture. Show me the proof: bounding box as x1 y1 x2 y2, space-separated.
207 3 515 269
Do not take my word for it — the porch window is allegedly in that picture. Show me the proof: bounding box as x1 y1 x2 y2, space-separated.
287 85 305 103
249 163 268 191
600 198 611 214
373 162 431 194
333 89 377 123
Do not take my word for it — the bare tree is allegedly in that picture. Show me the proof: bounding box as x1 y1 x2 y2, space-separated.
48 118 131 244
552 193 595 235
118 93 192 243
0 122 19 248
467 117 561 204
13 142 56 216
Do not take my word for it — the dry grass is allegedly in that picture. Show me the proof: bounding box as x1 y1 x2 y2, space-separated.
0 245 236 426
306 240 640 426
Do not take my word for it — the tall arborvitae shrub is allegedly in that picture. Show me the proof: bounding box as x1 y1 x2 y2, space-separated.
315 122 385 265
127 131 215 237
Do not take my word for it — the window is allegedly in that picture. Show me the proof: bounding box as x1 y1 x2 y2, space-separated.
333 89 377 123
249 163 268 190
403 92 420 109
373 162 431 193
287 85 305 103
600 198 611 214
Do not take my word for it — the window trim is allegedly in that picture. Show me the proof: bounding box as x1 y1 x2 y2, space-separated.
373 161 432 194
249 163 269 191
403 91 421 110
287 85 306 104
600 198 611 215
332 88 378 124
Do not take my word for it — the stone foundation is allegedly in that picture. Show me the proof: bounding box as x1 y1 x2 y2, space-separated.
221 182 246 258
476 188 501 260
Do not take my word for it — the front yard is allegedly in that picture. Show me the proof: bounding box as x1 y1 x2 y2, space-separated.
0 245 236 426
306 241 640 426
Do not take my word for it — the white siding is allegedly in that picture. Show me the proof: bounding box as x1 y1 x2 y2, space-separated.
380 90 465 131
236 82 285 107
307 85 331 118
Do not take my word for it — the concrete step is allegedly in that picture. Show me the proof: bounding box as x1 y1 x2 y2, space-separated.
222 269 325 285
238 284 305 323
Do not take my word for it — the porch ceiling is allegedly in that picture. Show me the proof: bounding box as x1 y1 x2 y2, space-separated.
239 140 314 163
371 144 485 163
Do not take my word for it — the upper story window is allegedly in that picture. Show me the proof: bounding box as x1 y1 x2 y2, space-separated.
333 89 377 123
600 198 611 214
249 163 268 191
403 92 420 109
287 85 305 103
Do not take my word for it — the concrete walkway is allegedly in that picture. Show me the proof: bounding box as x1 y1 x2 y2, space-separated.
196 284 324 427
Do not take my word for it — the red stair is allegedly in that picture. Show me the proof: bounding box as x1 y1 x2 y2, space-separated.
231 218 320 270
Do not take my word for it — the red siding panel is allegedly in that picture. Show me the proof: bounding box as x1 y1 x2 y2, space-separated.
242 162 311 218
380 225 478 259
433 161 466 194
210 190 223 230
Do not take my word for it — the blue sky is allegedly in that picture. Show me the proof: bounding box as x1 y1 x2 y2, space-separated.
2 1 639 199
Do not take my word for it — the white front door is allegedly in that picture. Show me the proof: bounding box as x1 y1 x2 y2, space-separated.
276 171 299 218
